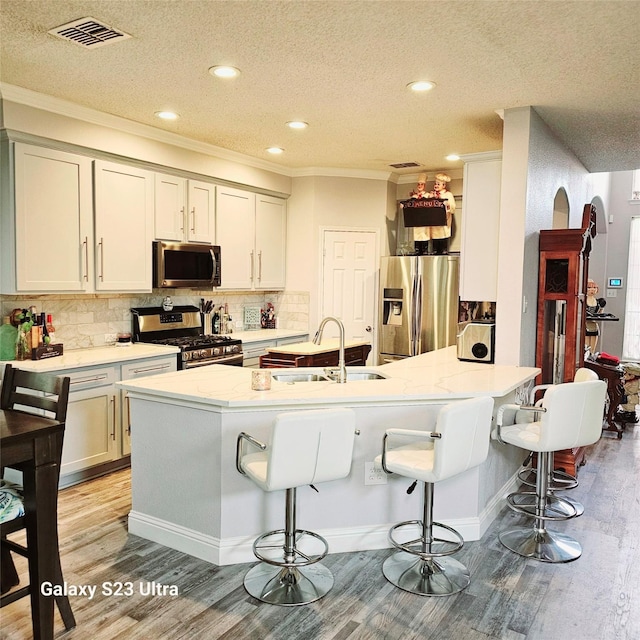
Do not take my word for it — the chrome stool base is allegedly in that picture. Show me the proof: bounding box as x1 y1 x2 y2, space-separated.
507 491 579 520
244 563 333 606
383 552 470 596
499 526 582 563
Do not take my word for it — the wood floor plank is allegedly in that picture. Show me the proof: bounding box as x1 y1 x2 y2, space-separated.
1 422 638 639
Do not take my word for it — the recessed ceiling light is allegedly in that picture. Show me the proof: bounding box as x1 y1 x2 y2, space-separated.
155 111 179 120
267 147 284 155
407 80 436 92
286 121 308 130
209 65 241 78
446 154 460 162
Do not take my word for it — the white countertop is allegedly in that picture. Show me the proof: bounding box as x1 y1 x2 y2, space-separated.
118 346 539 410
1 343 180 373
265 339 370 355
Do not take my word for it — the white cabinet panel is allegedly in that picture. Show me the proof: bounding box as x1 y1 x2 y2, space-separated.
255 194 286 289
155 173 186 241
94 160 154 291
216 186 255 288
154 174 215 244
61 367 118 476
13 143 93 291
217 187 286 290
460 153 502 302
187 180 216 243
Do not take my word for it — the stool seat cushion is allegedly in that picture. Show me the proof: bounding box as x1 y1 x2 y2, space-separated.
0 480 24 524
239 408 356 492
380 396 494 483
500 380 606 453
382 441 435 483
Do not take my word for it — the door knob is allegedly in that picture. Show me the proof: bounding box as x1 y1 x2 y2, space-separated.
365 326 372 332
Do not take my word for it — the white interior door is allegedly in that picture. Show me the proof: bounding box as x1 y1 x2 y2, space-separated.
321 230 378 362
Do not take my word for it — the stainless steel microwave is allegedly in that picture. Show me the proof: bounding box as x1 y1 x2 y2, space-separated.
153 241 221 288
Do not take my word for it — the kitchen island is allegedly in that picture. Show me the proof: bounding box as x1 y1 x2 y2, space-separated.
118 346 538 565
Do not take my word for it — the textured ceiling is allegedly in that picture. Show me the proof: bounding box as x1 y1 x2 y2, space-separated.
1 0 639 175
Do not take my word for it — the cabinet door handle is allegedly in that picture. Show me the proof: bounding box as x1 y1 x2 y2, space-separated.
179 206 185 234
258 250 262 282
82 236 89 282
125 393 131 435
110 395 116 441
130 363 171 375
70 373 109 385
250 251 255 282
190 207 196 233
98 237 105 281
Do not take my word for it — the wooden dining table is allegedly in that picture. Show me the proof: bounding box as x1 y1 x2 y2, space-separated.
1 408 66 640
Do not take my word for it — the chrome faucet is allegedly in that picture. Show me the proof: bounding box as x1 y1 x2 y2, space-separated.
313 316 347 383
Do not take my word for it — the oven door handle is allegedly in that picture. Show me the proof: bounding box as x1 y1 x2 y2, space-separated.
184 353 243 368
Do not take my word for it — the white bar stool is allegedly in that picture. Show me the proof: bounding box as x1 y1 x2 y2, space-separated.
377 396 494 596
495 378 606 562
236 408 357 606
515 367 599 518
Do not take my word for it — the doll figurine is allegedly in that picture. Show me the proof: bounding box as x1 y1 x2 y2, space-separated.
585 279 606 352
413 172 455 255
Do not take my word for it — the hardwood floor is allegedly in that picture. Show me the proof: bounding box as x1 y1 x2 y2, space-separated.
2 423 639 640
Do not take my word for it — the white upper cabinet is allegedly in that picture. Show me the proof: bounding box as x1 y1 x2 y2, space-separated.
216 186 286 290
255 194 286 289
216 186 255 288
459 152 502 302
94 160 154 291
12 143 93 291
154 173 215 244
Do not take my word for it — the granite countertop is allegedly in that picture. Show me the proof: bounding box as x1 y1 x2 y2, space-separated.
1 344 180 373
265 339 370 355
118 346 539 410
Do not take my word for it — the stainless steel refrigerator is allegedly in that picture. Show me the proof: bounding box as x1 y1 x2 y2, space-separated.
378 255 459 363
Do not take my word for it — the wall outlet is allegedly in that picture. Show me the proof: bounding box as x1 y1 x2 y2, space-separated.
365 461 387 485
606 289 617 298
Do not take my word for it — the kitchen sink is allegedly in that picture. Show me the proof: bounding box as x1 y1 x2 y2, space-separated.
271 369 387 383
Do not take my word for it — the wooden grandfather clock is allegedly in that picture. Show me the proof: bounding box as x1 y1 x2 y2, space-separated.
536 203 597 385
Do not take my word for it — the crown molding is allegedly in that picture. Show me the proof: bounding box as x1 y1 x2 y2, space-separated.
0 83 403 183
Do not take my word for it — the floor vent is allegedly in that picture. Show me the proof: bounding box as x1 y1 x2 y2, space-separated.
389 161 422 169
48 17 132 49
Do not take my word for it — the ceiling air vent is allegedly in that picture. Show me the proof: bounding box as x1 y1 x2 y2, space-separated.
389 162 421 169
48 17 132 49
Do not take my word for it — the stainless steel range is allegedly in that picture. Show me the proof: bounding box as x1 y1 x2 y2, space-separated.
131 306 243 369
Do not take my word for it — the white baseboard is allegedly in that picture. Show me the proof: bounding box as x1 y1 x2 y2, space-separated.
129 498 514 567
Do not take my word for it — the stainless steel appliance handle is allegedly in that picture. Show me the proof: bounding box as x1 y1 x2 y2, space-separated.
183 353 244 368
209 247 217 285
410 274 419 356
414 274 423 356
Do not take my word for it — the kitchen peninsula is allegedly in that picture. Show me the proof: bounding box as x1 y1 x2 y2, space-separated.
118 347 538 566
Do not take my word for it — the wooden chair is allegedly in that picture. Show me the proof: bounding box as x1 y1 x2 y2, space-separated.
1 363 76 632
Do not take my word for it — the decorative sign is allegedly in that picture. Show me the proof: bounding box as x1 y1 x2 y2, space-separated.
401 197 447 227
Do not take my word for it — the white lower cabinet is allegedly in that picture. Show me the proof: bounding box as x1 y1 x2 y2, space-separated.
120 355 177 455
54 354 177 486
61 366 119 478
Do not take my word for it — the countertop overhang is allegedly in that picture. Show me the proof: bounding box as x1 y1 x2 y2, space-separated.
118 346 539 410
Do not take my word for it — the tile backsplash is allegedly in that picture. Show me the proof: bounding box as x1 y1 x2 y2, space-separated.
0 290 309 350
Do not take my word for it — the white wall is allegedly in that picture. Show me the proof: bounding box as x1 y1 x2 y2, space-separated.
495 107 614 367
286 174 390 330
